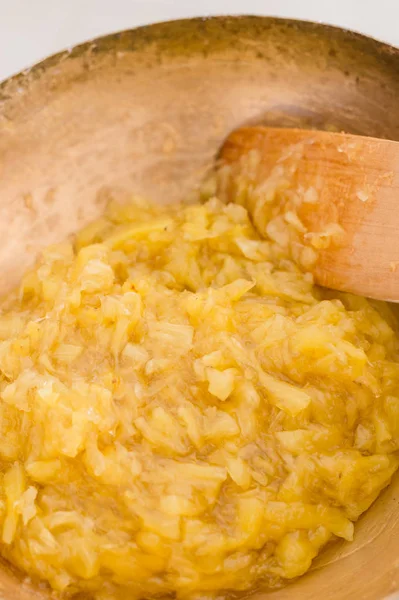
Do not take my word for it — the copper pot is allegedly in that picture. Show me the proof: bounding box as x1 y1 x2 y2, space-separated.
0 16 398 600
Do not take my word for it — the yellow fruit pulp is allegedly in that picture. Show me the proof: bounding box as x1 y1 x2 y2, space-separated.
0 176 398 599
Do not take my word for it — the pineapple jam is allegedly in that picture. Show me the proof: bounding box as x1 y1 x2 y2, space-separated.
0 156 398 599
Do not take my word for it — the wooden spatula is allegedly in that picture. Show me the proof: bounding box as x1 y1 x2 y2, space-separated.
219 127 399 302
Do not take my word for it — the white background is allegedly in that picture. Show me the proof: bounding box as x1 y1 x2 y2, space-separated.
0 0 398 82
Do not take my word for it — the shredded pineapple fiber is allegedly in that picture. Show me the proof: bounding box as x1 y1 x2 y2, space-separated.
0 170 398 599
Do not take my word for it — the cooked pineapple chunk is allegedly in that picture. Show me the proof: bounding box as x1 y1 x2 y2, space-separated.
2 463 26 544
276 531 317 578
206 368 237 401
259 371 311 416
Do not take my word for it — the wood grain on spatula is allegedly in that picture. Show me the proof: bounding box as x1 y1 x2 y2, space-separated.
219 127 399 302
